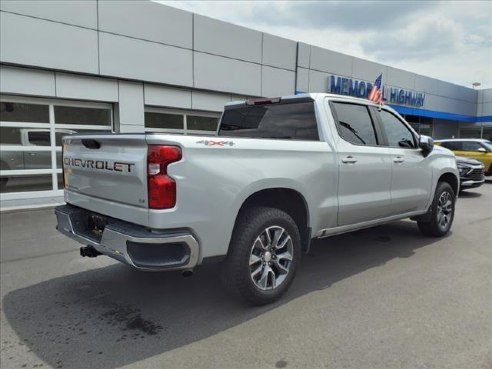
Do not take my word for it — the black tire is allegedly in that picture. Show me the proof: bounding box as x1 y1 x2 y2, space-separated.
221 206 301 305
418 181 456 237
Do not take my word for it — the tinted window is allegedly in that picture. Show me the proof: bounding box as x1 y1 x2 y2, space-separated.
332 103 377 145
145 112 184 130
0 102 49 123
187 115 218 131
54 106 111 126
440 141 462 150
219 102 319 141
378 110 416 148
28 131 51 146
0 127 22 144
462 141 484 152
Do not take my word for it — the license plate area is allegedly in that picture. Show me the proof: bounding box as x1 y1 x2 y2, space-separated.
88 214 107 239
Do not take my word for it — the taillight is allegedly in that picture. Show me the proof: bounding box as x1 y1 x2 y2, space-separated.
147 145 182 209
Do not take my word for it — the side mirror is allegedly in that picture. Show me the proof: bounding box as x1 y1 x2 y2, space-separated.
477 147 487 153
419 135 434 156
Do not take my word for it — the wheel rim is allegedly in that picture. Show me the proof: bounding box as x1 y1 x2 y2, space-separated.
249 226 294 291
437 191 453 231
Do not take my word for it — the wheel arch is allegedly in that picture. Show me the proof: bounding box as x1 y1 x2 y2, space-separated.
411 170 458 223
234 188 311 252
438 172 459 196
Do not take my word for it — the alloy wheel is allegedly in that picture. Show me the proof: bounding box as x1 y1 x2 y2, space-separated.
437 191 453 231
249 226 294 291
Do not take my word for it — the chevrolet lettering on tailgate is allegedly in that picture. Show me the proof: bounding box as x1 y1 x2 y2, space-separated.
63 158 135 173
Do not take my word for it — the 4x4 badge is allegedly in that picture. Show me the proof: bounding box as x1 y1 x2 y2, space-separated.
196 140 235 147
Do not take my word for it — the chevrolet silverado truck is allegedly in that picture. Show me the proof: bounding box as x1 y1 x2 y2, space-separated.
55 93 459 305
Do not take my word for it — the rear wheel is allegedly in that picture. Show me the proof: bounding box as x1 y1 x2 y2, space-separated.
221 206 301 305
418 182 456 237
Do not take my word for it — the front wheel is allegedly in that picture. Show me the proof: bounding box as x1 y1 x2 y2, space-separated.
418 182 456 237
221 206 301 305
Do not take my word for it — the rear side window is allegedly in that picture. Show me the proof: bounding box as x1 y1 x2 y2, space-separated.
27 131 50 146
440 141 462 150
218 102 319 141
331 102 378 146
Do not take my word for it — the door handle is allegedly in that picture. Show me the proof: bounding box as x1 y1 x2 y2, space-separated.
28 152 38 156
341 156 357 164
393 156 404 164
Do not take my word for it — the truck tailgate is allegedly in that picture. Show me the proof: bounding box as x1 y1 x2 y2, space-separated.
63 134 148 209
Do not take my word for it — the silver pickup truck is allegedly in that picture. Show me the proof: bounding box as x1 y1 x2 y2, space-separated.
55 93 459 305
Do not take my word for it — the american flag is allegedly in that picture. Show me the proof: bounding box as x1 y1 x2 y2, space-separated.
368 73 384 105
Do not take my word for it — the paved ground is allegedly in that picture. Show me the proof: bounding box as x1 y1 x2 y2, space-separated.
1 183 491 369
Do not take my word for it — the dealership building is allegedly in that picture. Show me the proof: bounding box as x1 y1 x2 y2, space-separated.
1 0 491 206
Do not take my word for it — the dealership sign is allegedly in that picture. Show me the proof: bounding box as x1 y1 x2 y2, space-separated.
329 75 425 108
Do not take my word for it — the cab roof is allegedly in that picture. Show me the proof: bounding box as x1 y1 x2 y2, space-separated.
226 93 398 115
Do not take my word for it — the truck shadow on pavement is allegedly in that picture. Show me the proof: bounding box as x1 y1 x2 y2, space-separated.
458 190 482 198
3 220 444 369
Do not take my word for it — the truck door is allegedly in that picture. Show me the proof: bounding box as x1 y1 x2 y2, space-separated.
330 102 393 226
373 108 432 214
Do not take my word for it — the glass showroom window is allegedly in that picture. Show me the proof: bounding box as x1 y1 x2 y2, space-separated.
404 115 433 137
0 95 112 200
53 102 112 189
483 123 492 140
418 124 433 137
458 121 492 139
459 122 482 138
144 107 220 135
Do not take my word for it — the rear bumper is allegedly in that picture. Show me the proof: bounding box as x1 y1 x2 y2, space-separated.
54 204 199 271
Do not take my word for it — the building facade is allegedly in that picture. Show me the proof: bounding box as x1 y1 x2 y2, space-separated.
1 0 491 205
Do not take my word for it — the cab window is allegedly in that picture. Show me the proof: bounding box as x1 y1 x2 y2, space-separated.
440 141 462 150
331 102 378 146
462 141 484 152
378 110 416 148
27 131 50 146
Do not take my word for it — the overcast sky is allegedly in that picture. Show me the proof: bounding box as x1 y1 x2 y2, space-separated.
157 0 492 89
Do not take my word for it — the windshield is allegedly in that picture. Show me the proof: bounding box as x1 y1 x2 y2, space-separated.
483 141 492 151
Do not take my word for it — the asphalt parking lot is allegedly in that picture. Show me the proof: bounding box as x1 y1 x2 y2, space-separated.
1 182 491 369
